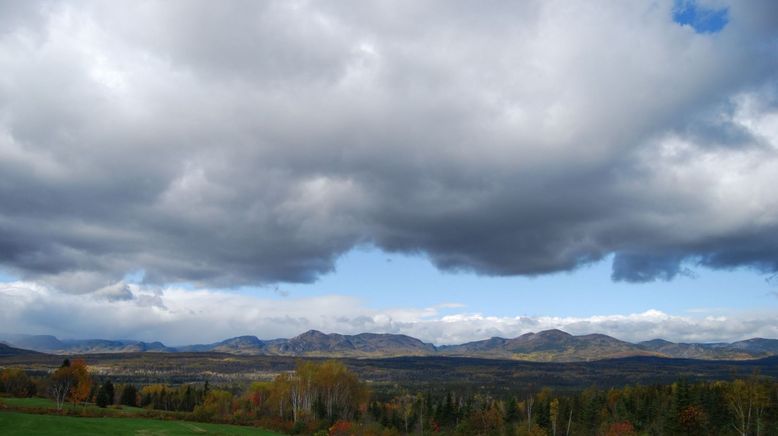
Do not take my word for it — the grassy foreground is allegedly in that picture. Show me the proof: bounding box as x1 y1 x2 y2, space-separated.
0 411 283 435
1 397 149 414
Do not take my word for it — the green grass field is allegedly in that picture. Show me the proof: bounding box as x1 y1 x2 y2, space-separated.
2 397 148 415
0 411 284 435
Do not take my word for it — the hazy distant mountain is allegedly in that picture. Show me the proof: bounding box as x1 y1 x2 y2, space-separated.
0 334 175 354
179 330 436 357
638 339 737 359
270 331 436 356
439 329 656 361
638 337 778 360
727 338 778 355
3 330 778 362
0 342 40 356
1 334 64 351
178 335 267 354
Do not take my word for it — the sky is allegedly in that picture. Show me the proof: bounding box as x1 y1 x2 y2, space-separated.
1 0 778 345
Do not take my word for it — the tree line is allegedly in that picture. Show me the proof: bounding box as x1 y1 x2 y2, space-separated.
365 377 777 435
0 359 369 434
2 360 778 435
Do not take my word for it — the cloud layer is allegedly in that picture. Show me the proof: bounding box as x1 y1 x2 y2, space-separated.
2 281 777 345
0 1 777 291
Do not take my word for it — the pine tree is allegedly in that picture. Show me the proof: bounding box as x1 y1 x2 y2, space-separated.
103 380 115 406
96 384 110 408
120 384 137 407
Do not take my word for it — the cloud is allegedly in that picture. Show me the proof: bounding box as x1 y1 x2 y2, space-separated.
2 281 776 345
94 282 134 301
0 1 777 290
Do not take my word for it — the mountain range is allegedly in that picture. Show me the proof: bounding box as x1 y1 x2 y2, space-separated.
3 329 778 362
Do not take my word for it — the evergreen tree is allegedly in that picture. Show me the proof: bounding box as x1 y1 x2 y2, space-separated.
96 384 110 408
182 385 195 411
103 380 115 405
120 384 138 407
505 396 521 423
666 378 692 434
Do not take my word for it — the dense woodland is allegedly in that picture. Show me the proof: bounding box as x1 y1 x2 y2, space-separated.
1 359 778 435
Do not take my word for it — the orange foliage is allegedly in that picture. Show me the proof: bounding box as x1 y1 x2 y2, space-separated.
69 359 92 406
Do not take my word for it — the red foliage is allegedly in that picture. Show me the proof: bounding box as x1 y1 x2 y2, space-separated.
679 405 708 433
604 420 637 436
329 420 353 436
250 390 263 408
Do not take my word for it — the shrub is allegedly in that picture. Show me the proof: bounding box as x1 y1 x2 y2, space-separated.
0 368 32 397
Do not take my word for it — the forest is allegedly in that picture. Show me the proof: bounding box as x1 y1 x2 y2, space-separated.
1 358 778 435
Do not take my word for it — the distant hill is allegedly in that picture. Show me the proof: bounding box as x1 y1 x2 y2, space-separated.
728 338 778 354
439 329 657 361
0 334 175 354
0 342 40 356
276 331 436 356
177 335 267 354
3 330 778 362
638 339 747 360
637 337 778 360
2 334 64 351
179 330 436 357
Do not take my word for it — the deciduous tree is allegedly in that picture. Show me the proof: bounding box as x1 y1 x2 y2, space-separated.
0 368 31 397
69 359 92 408
49 362 77 410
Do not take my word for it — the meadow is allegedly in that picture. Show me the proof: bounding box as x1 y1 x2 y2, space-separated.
0 411 282 435
2 396 146 414
0 397 284 435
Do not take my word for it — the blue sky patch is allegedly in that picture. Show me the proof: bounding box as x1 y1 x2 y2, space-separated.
673 0 729 33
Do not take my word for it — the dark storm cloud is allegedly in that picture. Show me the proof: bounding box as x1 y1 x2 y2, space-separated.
0 0 777 291
612 254 690 282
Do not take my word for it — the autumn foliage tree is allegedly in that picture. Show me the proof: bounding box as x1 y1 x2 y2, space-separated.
69 359 92 407
0 368 32 397
727 376 771 436
604 420 637 436
49 360 74 410
193 389 234 420
48 358 91 410
315 360 365 422
267 360 367 425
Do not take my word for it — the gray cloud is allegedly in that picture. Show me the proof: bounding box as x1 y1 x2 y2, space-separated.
94 282 134 302
0 1 777 290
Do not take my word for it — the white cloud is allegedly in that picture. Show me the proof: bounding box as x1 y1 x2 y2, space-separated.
2 281 776 346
